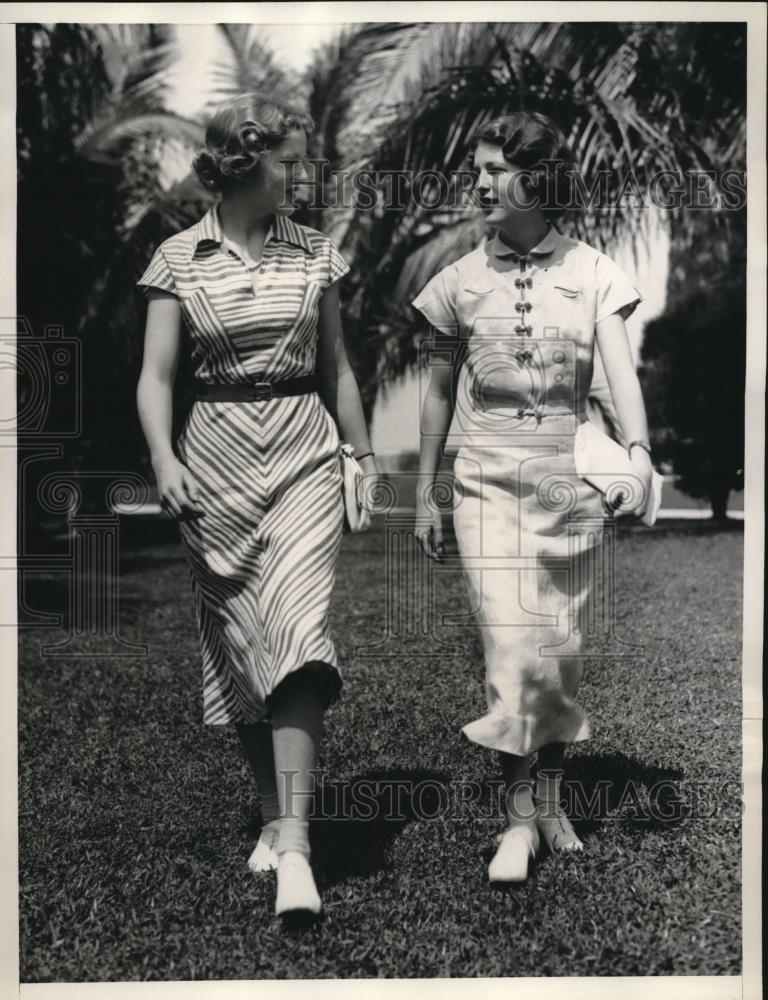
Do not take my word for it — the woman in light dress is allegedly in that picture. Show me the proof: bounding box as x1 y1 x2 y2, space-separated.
413 111 653 881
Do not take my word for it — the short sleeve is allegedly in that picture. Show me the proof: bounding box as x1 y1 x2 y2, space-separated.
137 246 176 298
327 239 350 286
411 265 460 335
594 254 642 325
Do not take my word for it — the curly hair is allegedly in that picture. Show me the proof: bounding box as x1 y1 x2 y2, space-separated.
469 111 577 220
192 93 314 193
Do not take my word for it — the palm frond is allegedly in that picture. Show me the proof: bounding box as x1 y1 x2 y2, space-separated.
307 23 435 167
90 24 179 108
391 215 485 308
309 20 745 393
208 24 295 106
76 111 204 164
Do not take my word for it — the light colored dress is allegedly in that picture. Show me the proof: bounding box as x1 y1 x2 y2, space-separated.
138 207 349 725
412 225 641 756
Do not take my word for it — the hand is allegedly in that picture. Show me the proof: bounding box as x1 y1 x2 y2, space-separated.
152 454 205 521
357 454 380 513
610 448 653 519
414 498 445 561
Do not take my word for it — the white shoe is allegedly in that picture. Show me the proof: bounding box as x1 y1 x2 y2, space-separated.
275 851 321 916
488 823 540 883
247 830 279 874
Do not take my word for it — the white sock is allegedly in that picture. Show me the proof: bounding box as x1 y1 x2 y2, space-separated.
277 817 310 858
535 769 583 851
506 781 536 827
259 819 280 847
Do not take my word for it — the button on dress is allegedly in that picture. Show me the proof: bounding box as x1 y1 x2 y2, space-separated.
412 226 641 755
138 207 350 725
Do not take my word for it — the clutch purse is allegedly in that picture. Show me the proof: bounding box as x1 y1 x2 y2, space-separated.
574 421 663 527
340 443 372 533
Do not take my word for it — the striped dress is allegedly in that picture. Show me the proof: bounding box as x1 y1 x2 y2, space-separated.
138 207 349 725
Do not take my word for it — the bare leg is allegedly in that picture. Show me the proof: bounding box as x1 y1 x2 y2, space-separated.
270 672 325 915
236 721 280 872
271 678 323 845
534 741 583 851
237 720 279 816
488 752 539 882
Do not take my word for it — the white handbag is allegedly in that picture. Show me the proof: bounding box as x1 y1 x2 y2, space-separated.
340 444 372 533
573 421 663 527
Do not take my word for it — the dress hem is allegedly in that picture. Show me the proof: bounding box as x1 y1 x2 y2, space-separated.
201 660 343 726
460 711 591 757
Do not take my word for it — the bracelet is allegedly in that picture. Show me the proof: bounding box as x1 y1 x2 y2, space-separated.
356 451 375 461
627 440 652 457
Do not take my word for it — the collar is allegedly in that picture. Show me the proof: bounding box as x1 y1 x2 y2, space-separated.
487 224 560 260
272 214 313 253
192 206 312 256
191 205 223 252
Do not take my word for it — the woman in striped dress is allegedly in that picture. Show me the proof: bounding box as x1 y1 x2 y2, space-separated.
136 94 376 917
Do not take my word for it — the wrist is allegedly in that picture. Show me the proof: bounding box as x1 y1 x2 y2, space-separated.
627 439 652 459
151 448 176 469
415 475 439 507
358 454 377 474
629 448 652 473
416 472 437 493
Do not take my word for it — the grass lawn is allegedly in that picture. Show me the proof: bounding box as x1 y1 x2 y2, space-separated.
18 516 743 980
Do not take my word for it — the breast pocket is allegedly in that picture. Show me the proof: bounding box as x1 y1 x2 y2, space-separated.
464 281 495 295
457 281 503 336
554 284 582 299
547 281 589 338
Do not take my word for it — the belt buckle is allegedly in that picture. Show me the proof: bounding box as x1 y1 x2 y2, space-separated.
251 381 273 401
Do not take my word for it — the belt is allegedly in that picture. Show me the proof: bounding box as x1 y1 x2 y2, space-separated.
194 376 317 402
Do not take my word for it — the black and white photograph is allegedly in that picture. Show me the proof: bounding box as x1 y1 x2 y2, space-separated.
3 2 764 994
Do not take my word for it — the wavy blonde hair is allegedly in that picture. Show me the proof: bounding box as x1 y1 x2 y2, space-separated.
192 93 314 192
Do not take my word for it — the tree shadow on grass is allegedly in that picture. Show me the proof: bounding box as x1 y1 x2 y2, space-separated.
313 768 455 887
246 768 451 888
474 751 688 856
473 752 690 891
18 516 187 629
551 751 687 840
18 572 151 631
